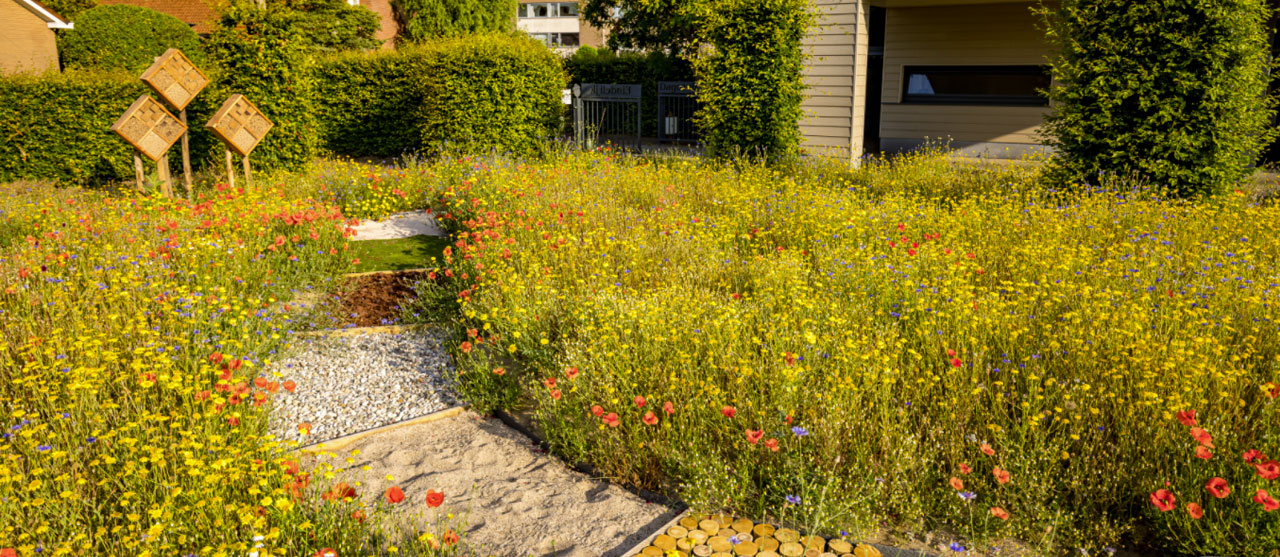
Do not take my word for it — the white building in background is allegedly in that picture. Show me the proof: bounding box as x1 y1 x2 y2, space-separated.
516 1 607 50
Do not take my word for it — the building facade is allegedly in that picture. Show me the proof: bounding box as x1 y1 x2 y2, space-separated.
0 0 73 75
801 0 1051 161
516 1 606 51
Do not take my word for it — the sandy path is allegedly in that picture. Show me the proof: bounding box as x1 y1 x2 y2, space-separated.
315 410 675 557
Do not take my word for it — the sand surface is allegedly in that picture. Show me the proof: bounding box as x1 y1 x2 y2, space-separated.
352 211 446 240
313 411 675 557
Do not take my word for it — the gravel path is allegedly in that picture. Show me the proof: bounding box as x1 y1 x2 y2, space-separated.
268 328 458 444
352 211 447 240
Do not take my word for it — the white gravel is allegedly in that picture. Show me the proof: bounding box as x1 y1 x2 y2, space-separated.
267 328 459 444
351 211 446 240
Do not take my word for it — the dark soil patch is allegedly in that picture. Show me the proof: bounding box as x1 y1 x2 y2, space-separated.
334 270 429 327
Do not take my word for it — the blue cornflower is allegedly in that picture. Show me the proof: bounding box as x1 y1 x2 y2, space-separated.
950 542 965 552
958 491 976 501
792 426 809 437
785 494 801 505
36 445 51 452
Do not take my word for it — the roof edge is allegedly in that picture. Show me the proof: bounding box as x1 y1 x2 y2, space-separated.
19 0 75 29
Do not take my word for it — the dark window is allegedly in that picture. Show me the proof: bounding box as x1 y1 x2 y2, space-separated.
534 4 549 17
558 32 579 46
902 65 1049 106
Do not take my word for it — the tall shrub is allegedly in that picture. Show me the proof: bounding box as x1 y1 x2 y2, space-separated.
58 5 205 73
391 0 515 43
692 0 810 160
1040 0 1276 197
0 71 144 183
414 34 565 156
313 49 426 156
205 1 320 171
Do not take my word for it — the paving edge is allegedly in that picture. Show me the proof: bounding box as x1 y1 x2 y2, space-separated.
616 509 692 557
294 405 467 454
341 268 436 279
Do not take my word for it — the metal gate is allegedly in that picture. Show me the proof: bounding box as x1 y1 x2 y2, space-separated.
574 83 642 148
657 81 698 143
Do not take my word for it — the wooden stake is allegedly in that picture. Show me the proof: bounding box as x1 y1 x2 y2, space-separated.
242 153 253 189
180 109 192 199
158 152 173 198
224 147 236 189
133 151 146 192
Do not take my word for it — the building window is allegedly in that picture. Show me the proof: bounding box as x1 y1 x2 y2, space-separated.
530 32 580 47
901 66 1050 106
518 2 578 18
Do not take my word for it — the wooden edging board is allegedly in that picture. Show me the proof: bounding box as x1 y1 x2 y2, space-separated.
293 405 467 454
341 268 435 279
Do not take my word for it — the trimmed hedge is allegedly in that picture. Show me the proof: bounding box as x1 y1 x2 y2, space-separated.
315 34 565 158
0 71 146 183
391 0 516 43
565 48 694 138
58 5 205 73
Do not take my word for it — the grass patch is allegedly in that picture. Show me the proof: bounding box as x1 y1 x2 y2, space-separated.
348 235 451 273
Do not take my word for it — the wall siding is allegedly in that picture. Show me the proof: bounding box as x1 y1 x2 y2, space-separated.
800 0 867 161
0 0 59 76
879 2 1048 148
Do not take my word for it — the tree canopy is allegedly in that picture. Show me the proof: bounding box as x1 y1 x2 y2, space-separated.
581 0 698 56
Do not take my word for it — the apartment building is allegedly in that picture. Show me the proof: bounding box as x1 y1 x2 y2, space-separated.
516 1 606 51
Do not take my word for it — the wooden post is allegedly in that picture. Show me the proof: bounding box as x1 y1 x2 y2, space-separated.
224 147 236 189
180 109 192 199
159 152 173 198
242 153 253 189
133 151 146 192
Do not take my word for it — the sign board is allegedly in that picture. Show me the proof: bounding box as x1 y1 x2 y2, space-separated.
561 88 573 105
658 81 696 97
579 83 641 101
206 94 274 156
111 95 187 161
140 49 209 111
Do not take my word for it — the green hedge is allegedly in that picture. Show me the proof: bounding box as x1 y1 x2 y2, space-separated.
0 71 146 183
391 0 515 43
315 34 565 158
565 48 694 138
58 5 206 73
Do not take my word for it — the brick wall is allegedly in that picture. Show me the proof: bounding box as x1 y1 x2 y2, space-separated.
361 0 397 48
0 0 60 75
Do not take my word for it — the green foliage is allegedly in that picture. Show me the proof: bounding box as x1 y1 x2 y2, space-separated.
57 5 205 73
314 35 564 158
391 0 515 43
314 48 425 157
205 1 319 171
692 0 810 160
581 0 698 56
0 70 145 183
278 0 382 52
415 35 565 156
40 0 96 20
565 48 694 137
1040 0 1277 197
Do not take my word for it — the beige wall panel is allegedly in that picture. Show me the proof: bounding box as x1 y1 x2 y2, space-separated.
880 2 1047 148
0 1 59 75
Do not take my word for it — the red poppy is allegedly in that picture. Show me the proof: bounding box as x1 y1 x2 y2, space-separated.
634 395 646 408
990 507 1009 520
590 405 604 417
1149 489 1176 511
764 438 779 452
226 417 239 426
950 358 963 368
297 422 312 435
642 411 658 426
195 390 211 401
254 377 268 389
1189 427 1214 448
958 463 971 475
493 367 506 376
1186 502 1203 520
993 467 1011 484
1265 382 1280 399
313 548 338 557
208 352 224 364
266 381 279 394
1206 477 1231 499
550 389 562 400
1254 489 1280 512
663 401 675 415
385 486 405 504
746 429 764 444
1176 409 1197 427
602 412 620 427
565 366 579 380
351 509 366 523
459 341 473 353
283 380 297 393
980 442 995 456
322 482 357 502
946 349 956 357
1195 446 1213 460
949 477 964 491
1244 449 1267 463
282 460 300 477
1256 460 1280 480
443 529 459 546
543 377 556 388
721 406 737 418
425 489 444 508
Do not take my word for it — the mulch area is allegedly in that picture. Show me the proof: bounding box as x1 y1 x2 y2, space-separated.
332 270 430 328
